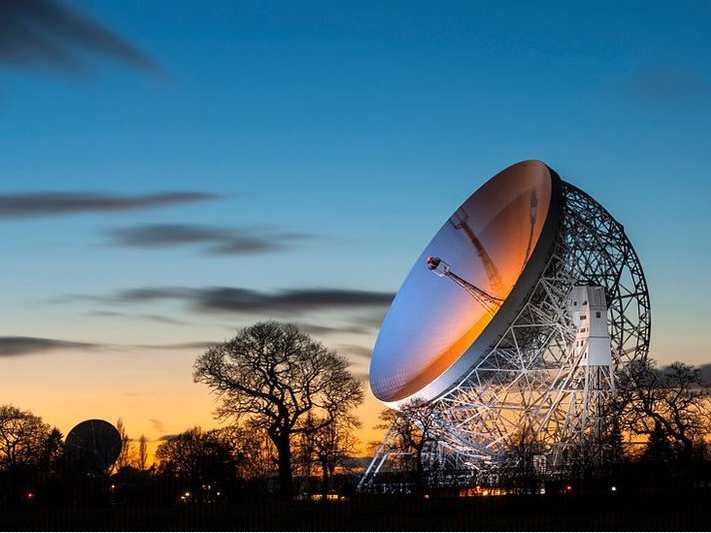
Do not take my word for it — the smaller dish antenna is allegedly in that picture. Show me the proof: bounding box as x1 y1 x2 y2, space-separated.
64 419 122 474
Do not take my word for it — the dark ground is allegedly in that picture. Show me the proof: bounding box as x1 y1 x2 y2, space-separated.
1 487 709 531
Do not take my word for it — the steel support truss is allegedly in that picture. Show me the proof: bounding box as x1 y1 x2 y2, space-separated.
359 182 651 492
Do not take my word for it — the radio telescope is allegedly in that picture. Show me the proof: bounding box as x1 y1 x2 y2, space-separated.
359 160 650 490
64 419 122 475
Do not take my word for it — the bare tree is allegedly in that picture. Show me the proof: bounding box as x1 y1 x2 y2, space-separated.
378 398 438 495
311 415 360 498
296 413 360 498
39 427 64 472
193 321 364 499
500 424 545 493
217 422 277 481
0 405 55 472
155 426 236 497
137 434 148 471
618 359 711 463
642 420 675 465
115 418 133 470
293 414 317 493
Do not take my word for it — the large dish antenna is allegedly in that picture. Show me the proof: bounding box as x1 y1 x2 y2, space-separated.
370 160 560 406
360 160 650 491
64 419 122 474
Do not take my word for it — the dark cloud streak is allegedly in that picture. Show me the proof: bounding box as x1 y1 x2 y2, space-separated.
79 286 395 315
0 0 158 72
105 287 192 303
195 288 394 314
0 191 218 218
135 341 213 351
0 336 238 357
695 364 711 384
296 323 372 336
336 344 373 360
352 312 387 330
105 223 316 255
0 336 100 356
149 419 166 434
90 310 189 326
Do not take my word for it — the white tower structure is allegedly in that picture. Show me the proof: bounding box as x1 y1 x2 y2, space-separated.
546 285 616 468
568 285 612 368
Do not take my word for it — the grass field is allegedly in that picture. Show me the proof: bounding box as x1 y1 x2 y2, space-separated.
1 487 709 531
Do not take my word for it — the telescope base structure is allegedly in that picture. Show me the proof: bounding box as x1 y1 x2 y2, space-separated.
358 183 650 493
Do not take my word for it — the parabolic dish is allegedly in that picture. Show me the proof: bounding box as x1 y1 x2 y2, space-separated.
370 160 563 405
64 419 122 474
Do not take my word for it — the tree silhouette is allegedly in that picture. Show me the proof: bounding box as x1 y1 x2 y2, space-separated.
38 427 64 473
378 398 439 495
619 359 711 465
643 420 675 465
137 434 148 471
500 424 545 493
0 405 54 472
216 422 276 482
193 321 364 499
0 405 60 504
115 418 133 471
298 413 360 498
155 427 235 500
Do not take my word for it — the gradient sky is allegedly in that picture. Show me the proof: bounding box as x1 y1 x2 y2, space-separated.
1 0 710 458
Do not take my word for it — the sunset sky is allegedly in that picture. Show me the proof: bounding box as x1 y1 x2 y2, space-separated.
1 0 710 459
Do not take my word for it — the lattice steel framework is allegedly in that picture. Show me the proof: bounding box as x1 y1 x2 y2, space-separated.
359 182 650 491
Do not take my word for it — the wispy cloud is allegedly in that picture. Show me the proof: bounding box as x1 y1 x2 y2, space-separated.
656 363 711 384
352 311 387 331
85 287 191 304
628 66 711 101
194 288 395 314
75 286 395 315
0 0 157 73
0 191 219 218
0 332 309 363
695 363 711 384
90 310 189 326
335 344 373 360
134 341 213 351
105 223 317 255
0 335 218 357
0 336 100 356
149 419 166 434
296 323 373 336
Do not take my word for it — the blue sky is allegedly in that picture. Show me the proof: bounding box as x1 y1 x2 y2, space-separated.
1 0 710 447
